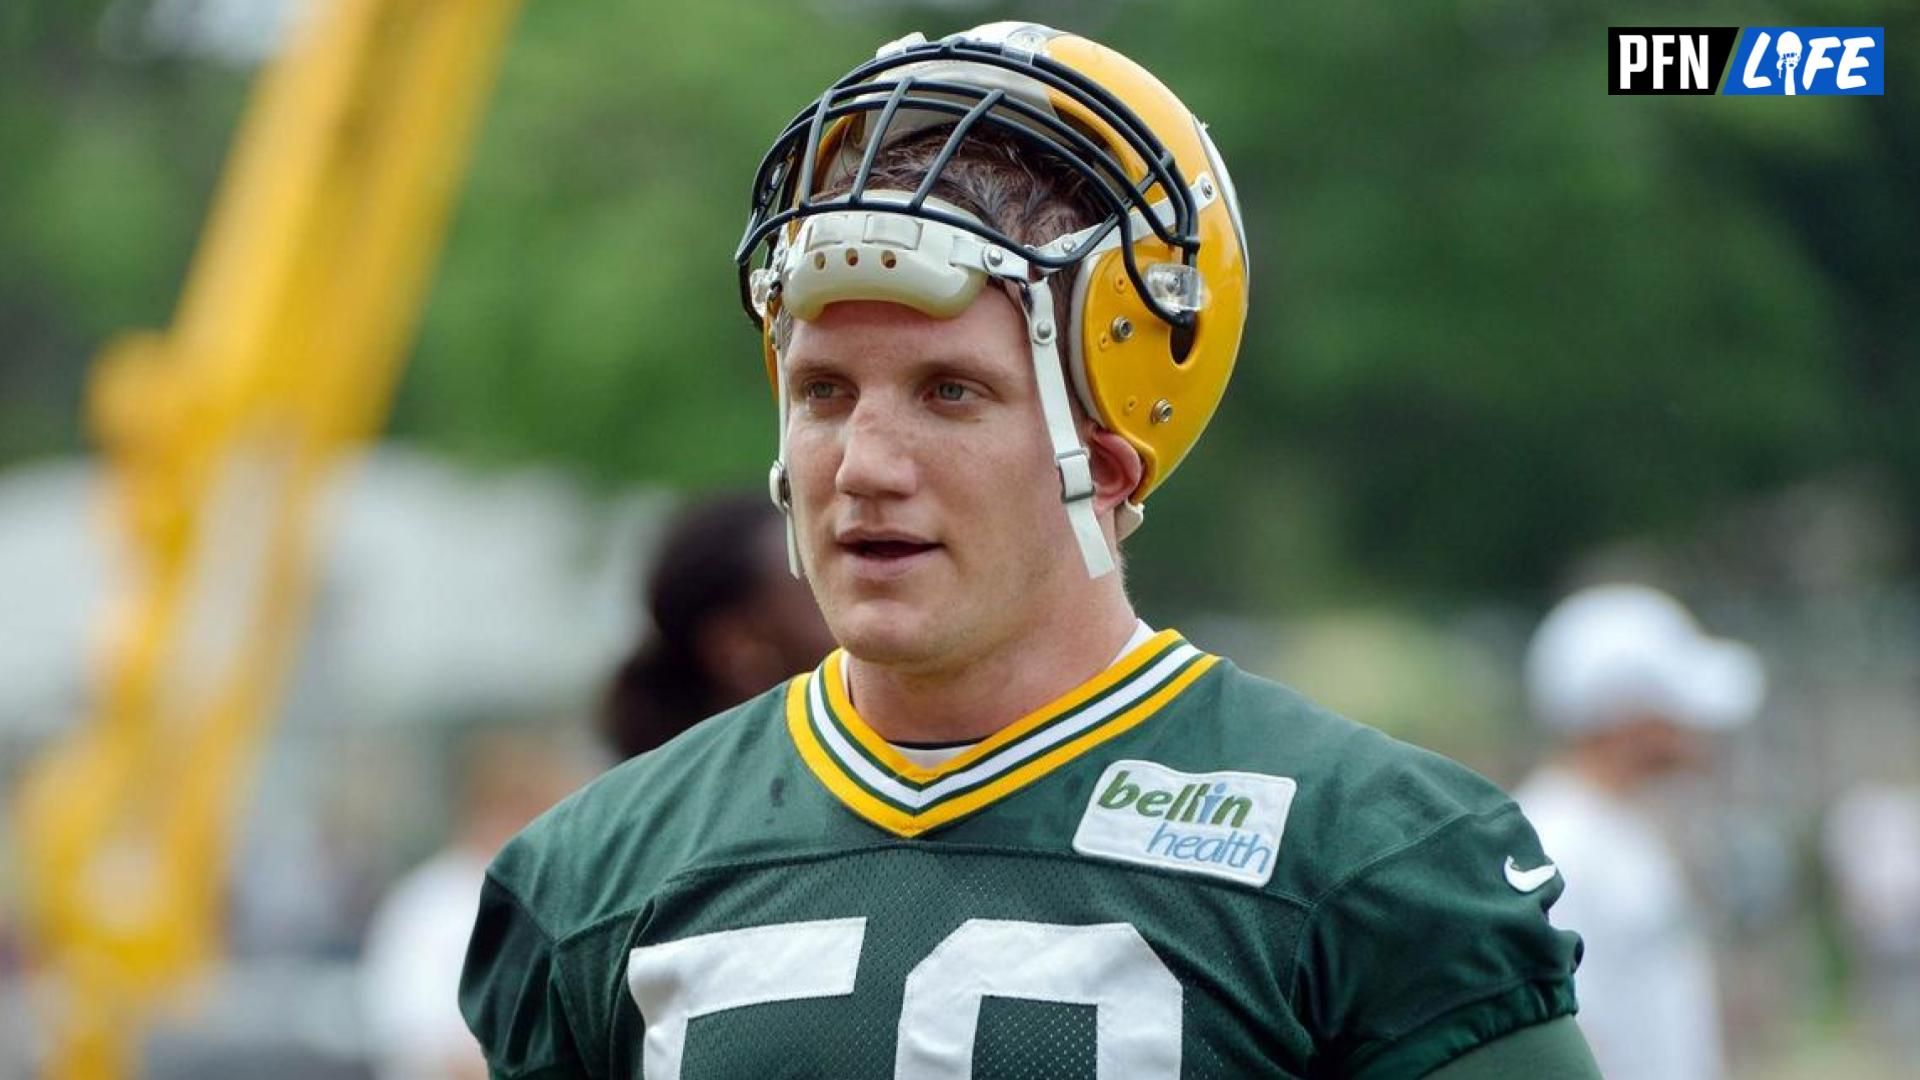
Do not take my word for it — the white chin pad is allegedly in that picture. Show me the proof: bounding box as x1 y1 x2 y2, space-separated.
778 195 997 321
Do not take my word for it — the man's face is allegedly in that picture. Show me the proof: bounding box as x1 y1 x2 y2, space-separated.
781 292 1087 672
1627 715 1712 778
1591 714 1714 784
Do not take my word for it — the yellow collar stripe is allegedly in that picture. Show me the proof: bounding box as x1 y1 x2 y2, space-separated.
784 635 1218 837
817 636 1193 807
810 641 1189 812
820 629 1187 783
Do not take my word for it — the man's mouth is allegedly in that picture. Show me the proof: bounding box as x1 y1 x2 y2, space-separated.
836 527 942 565
844 538 939 560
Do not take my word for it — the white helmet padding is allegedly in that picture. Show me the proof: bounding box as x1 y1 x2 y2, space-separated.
773 194 992 321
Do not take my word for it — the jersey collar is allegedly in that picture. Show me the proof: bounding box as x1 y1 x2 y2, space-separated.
785 629 1218 837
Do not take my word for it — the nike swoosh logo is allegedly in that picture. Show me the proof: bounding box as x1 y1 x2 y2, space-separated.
1504 856 1558 893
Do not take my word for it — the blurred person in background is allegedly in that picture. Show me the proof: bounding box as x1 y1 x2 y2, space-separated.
462 22 1597 1077
361 491 825 1079
359 730 582 1080
601 492 834 760
1516 583 1766 1080
1822 780 1920 1064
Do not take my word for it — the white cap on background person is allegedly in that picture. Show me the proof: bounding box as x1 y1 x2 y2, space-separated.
1526 583 1765 733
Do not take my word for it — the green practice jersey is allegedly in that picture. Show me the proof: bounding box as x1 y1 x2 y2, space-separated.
462 631 1580 1078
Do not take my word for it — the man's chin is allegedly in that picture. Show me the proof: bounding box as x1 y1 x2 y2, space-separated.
826 601 946 668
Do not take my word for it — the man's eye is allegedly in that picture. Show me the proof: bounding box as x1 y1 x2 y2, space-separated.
933 381 969 402
802 380 838 400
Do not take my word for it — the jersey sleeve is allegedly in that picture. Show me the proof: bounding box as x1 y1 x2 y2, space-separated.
459 871 592 1080
1292 801 1583 1079
1423 1016 1601 1079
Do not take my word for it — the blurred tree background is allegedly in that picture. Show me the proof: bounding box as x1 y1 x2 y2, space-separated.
2 0 1915 619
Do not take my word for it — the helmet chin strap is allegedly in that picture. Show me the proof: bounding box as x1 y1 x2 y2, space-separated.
1012 279 1116 579
768 345 804 578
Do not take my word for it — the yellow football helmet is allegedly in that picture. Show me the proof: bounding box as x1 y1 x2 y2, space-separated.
737 22 1250 577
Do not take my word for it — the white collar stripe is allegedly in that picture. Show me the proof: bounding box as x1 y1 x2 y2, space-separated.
806 641 1205 813
815 636 1188 796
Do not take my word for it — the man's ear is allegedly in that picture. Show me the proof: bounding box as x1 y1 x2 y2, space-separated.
1084 427 1144 519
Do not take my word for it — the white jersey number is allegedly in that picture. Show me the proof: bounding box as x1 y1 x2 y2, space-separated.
626 917 1182 1080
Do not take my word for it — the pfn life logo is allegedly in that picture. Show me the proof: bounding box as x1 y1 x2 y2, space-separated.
1609 26 1883 95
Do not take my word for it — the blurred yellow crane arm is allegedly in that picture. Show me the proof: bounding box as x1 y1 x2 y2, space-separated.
11 1 524 1076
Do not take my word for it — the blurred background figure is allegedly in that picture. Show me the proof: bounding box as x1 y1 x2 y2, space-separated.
1515 584 1766 1080
358 730 584 1080
1822 780 1920 1065
356 492 825 1079
600 492 833 760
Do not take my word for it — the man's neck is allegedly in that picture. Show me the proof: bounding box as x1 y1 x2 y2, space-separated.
846 594 1140 744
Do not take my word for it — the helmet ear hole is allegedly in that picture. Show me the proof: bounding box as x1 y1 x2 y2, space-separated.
1169 318 1197 364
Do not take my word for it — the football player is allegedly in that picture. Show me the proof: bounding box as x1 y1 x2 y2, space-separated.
462 23 1599 1077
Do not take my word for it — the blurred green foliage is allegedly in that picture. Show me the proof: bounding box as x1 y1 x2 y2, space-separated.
2 0 1914 614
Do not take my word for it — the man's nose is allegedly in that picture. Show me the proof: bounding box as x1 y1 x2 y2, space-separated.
835 397 918 499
